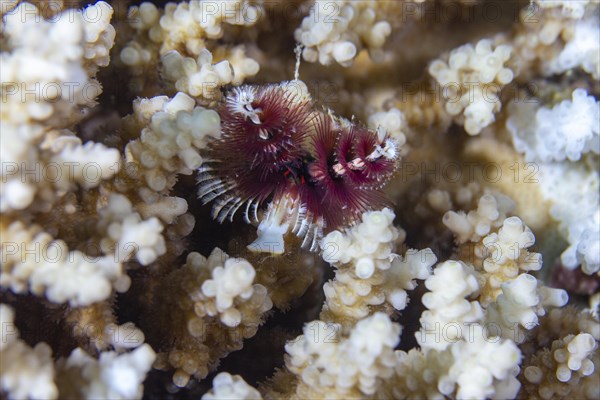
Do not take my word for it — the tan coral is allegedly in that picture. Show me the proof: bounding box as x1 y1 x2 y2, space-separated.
118 1 262 99
476 216 544 305
0 220 127 306
295 0 398 66
123 93 221 192
462 137 554 232
152 249 272 387
319 208 436 328
0 2 118 213
2 0 600 398
428 37 514 135
510 1 599 80
285 313 400 399
64 301 145 353
0 304 58 400
519 333 599 399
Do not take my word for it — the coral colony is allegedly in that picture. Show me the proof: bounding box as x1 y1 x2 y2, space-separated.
1 1 600 400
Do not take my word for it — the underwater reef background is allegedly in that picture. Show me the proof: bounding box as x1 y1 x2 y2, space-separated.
0 0 599 399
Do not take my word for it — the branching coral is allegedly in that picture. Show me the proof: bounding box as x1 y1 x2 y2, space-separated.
64 301 145 352
536 0 592 19
123 92 221 192
153 248 272 386
0 304 58 399
549 16 600 79
161 48 235 100
510 0 600 80
295 0 395 66
477 216 545 304
284 312 400 399
507 88 600 163
417 260 483 351
55 345 156 399
533 0 600 79
443 191 515 244
437 194 570 344
504 85 599 276
0 220 126 306
517 304 600 399
444 194 549 306
1 0 598 398
428 38 514 135
520 333 599 399
1 303 155 400
96 193 166 265
118 0 261 99
487 273 568 342
194 252 273 328
383 324 523 400
320 208 436 327
203 372 263 400
0 1 118 212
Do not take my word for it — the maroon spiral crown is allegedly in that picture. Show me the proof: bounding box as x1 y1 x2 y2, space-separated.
198 82 399 250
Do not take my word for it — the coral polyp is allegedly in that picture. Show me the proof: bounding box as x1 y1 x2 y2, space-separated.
198 83 399 252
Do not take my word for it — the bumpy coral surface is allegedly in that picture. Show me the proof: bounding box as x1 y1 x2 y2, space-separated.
1 0 599 399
